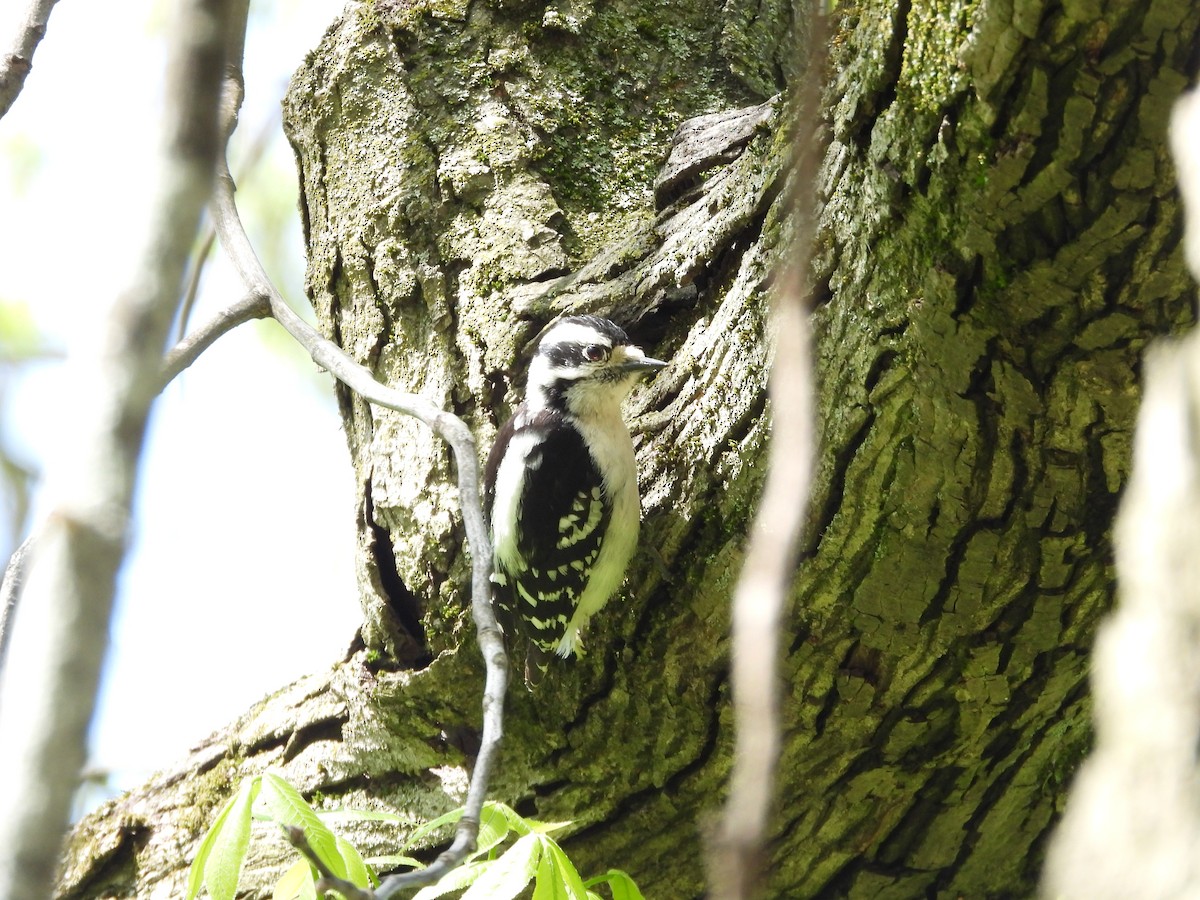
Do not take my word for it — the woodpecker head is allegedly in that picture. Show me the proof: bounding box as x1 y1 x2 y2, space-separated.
525 315 667 417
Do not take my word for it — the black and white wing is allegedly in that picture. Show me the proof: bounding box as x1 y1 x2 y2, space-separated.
485 408 611 669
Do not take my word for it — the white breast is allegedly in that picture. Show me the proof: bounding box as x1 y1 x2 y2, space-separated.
555 403 641 657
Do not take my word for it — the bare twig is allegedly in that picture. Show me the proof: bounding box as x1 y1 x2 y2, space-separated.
373 814 486 898
158 288 270 388
210 5 506 896
0 535 33 703
286 827 373 900
0 0 59 120
175 114 277 344
708 19 825 900
176 228 219 343
709 219 815 897
1175 89 1200 282
0 0 232 896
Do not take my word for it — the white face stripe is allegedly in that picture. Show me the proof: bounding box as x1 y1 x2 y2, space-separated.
526 321 653 411
525 354 564 406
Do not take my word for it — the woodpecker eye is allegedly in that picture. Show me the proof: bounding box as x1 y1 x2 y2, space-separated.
582 344 610 363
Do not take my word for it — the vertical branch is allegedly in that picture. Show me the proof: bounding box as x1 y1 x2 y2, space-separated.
0 0 60 120
211 6 506 896
0 536 32 709
1042 88 1200 899
708 13 825 899
1175 90 1200 281
0 1 233 896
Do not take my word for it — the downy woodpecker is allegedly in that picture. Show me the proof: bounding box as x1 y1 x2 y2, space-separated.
484 315 667 685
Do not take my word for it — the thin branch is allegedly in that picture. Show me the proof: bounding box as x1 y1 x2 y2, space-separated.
373 818 486 899
1176 88 1200 282
0 534 33 706
709 218 814 898
708 17 825 900
0 0 59 120
287 827 373 900
175 114 277 344
176 227 219 343
0 0 232 896
210 5 506 896
158 288 270 388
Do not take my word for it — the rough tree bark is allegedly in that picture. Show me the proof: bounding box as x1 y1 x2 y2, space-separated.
1041 92 1200 900
56 0 1198 898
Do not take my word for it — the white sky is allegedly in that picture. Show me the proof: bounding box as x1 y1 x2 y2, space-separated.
0 0 360 797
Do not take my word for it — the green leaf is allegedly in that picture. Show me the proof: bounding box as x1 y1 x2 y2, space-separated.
336 834 375 888
528 818 573 836
187 776 261 900
583 870 647 900
475 803 513 856
536 837 589 900
272 858 317 900
258 773 347 881
404 807 467 849
491 802 532 836
533 842 569 900
486 801 571 837
459 832 542 900
411 858 492 900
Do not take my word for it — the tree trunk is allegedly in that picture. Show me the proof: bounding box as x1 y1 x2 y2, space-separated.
56 1 1198 898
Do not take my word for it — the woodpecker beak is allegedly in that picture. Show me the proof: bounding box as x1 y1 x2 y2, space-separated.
618 355 668 374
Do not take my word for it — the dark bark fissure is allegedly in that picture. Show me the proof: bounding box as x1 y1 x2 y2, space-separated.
326 249 355 422
363 480 429 667
281 712 350 764
804 408 877 560
61 821 148 900
362 253 394 366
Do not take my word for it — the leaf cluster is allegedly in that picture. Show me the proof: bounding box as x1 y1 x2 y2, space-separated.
187 773 644 900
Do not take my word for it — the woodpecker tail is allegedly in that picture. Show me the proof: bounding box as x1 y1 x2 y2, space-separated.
524 645 551 690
